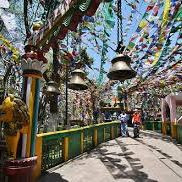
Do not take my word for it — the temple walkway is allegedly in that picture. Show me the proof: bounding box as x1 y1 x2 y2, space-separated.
39 130 182 182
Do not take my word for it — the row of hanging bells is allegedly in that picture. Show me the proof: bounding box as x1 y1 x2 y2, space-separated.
46 68 88 95
47 0 136 93
46 55 135 93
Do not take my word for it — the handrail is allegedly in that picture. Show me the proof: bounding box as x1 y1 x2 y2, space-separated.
34 121 121 179
37 121 120 137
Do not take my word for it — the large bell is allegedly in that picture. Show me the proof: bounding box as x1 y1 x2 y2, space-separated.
108 54 136 81
46 81 60 95
68 69 88 90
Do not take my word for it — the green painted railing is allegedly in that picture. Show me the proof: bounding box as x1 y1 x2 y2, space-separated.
144 121 162 132
143 121 182 144
35 121 121 175
42 136 63 170
177 125 182 144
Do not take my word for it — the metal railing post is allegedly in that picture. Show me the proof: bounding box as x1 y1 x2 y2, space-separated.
63 137 69 161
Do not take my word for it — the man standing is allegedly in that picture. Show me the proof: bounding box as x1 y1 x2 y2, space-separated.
118 111 129 137
112 111 118 121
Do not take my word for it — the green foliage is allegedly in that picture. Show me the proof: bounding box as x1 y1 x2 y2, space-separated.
80 48 94 69
117 86 123 100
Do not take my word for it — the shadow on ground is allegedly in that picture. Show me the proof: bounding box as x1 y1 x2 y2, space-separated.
91 138 158 182
134 133 182 169
39 131 182 182
140 132 182 151
39 172 69 182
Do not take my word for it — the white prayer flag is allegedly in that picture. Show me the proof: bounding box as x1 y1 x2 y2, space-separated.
0 0 9 9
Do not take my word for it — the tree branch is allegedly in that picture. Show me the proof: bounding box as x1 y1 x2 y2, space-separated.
24 0 31 41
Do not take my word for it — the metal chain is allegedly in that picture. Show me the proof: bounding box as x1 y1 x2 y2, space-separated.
117 0 120 45
79 23 82 55
120 0 123 45
117 0 123 53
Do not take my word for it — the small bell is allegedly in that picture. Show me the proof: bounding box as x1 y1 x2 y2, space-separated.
108 54 136 81
68 69 88 90
46 81 60 95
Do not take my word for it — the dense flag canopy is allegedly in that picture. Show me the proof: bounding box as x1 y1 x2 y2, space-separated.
0 0 181 93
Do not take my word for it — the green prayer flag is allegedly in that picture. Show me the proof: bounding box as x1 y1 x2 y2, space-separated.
128 42 135 49
104 2 115 29
174 7 182 20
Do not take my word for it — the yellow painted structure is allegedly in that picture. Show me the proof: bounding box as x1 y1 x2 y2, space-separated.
94 128 98 147
0 95 30 159
32 121 182 181
26 78 36 157
103 128 106 141
33 136 42 180
5 133 20 159
111 126 114 139
162 122 167 135
171 122 177 139
80 132 84 153
63 137 69 161
33 121 121 179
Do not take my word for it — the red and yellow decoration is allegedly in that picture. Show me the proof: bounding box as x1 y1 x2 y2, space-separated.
21 45 48 78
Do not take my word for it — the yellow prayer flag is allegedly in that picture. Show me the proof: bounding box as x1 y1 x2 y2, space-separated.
139 20 148 29
152 0 170 66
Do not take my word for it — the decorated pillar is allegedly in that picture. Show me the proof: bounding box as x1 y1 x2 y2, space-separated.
161 98 167 135
166 95 177 138
21 45 47 157
167 96 177 123
161 98 167 122
0 44 47 182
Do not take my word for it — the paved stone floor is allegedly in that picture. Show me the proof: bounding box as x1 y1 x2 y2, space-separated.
39 130 182 182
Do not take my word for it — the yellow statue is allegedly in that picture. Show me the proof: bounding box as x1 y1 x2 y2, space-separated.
0 95 30 159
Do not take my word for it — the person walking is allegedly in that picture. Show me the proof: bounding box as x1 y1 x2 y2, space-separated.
132 111 142 125
132 110 142 137
118 111 129 137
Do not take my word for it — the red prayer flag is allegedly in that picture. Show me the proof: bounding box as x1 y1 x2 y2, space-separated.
153 6 159 16
139 37 144 42
146 5 154 12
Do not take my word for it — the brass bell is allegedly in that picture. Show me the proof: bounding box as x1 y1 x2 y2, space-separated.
46 81 60 95
108 54 136 81
68 69 88 90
